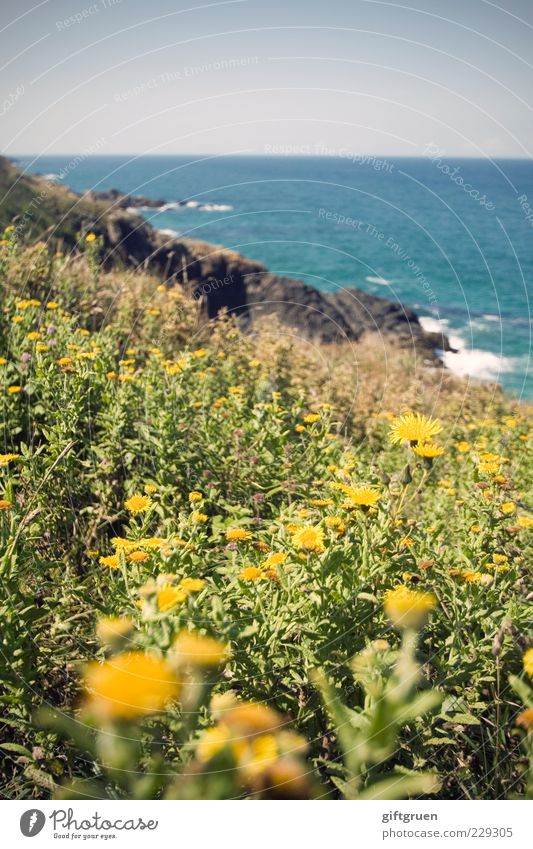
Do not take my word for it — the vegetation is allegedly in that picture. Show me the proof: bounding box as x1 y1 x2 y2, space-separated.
0 229 531 800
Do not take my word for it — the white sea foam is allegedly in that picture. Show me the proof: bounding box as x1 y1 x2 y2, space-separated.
419 316 519 382
158 228 179 237
365 275 391 285
482 314 500 322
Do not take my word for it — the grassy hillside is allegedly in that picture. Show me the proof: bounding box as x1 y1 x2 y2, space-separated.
0 230 531 800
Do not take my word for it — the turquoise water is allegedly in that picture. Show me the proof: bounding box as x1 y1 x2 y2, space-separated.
16 154 533 398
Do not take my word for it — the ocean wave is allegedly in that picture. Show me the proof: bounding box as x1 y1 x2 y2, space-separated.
145 200 234 213
365 275 391 285
442 344 520 381
158 228 179 238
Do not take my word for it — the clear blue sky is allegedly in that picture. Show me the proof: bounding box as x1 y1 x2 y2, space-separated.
1 0 533 157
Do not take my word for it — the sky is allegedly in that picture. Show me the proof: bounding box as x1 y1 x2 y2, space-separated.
1 0 533 157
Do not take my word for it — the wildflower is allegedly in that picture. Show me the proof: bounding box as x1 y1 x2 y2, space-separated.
144 484 157 494
384 585 436 629
309 498 333 507
228 385 244 395
192 348 208 358
517 516 533 528
106 371 117 379
295 425 306 433
26 331 40 341
83 651 180 719
111 537 138 551
240 566 266 582
197 725 234 762
86 233 96 242
0 453 20 466
124 493 152 513
471 524 482 533
389 412 442 445
303 413 320 424
157 585 187 612
516 709 533 732
221 701 284 736
46 301 59 310
412 442 445 458
0 357 7 366
7 385 21 394
399 536 415 549
249 359 261 367
524 648 533 678
99 554 120 569
174 631 229 667
226 528 252 542
179 577 205 593
191 511 209 524
189 490 203 503
334 483 381 508
0 499 12 510
263 552 287 568
57 356 72 367
291 525 325 553
457 441 471 453
501 502 516 515
128 550 150 563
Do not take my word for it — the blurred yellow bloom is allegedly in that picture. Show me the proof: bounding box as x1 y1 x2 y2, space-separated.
384 585 436 629
456 441 471 453
83 652 180 719
0 499 12 510
303 413 320 423
174 630 229 667
517 516 533 528
188 490 203 502
334 483 381 508
7 385 21 394
157 585 187 612
501 502 516 515
412 442 445 458
0 453 20 465
524 648 533 678
96 616 134 644
127 550 150 563
179 577 205 593
86 233 96 242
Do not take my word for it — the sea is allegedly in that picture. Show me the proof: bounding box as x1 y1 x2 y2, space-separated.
14 154 533 399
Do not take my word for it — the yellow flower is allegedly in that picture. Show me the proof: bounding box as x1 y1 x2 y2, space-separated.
0 453 20 466
222 701 284 736
456 441 471 453
0 499 12 510
46 301 59 310
303 413 320 424
517 516 533 528
144 484 157 494
501 502 516 515
524 648 533 678
111 537 138 551
384 585 436 629
291 525 325 553
7 385 22 394
399 536 415 549
196 724 233 762
516 708 533 731
226 527 252 541
157 585 188 612
308 498 333 507
334 483 381 508
263 552 287 568
295 425 306 433
389 411 442 444
174 630 229 667
86 233 96 242
412 442 445 458
124 493 152 513
179 577 205 593
249 359 261 367
106 371 117 380
192 348 208 358
188 490 203 503
470 524 482 533
0 357 7 366
26 331 41 341
57 356 72 366
127 550 150 563
99 554 120 569
83 652 180 719
240 566 266 582
191 511 209 523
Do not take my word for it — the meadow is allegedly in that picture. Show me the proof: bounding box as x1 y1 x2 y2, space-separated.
0 229 531 800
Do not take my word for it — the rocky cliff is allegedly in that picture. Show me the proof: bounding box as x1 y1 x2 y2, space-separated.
0 156 449 357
